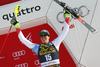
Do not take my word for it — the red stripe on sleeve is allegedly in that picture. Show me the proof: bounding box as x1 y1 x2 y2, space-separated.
65 17 70 25
16 27 21 34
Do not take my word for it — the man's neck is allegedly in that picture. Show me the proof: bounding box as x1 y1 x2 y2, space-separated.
42 42 49 45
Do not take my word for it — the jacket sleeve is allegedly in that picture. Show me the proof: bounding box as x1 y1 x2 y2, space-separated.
16 28 36 49
52 17 70 50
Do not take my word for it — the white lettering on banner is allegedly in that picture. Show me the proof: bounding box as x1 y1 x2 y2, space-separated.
14 57 20 60
15 63 28 67
12 50 26 57
26 32 32 42
0 56 5 59
2 5 41 21
34 60 40 65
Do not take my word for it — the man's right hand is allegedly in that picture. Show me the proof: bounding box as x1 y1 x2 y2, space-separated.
64 6 79 18
63 9 71 18
10 17 20 28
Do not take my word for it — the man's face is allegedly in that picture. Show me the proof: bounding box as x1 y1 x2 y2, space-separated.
40 33 50 44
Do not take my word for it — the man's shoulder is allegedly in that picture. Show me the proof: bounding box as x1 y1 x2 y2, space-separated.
31 44 40 49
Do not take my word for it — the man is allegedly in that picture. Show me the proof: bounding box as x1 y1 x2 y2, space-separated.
10 10 71 67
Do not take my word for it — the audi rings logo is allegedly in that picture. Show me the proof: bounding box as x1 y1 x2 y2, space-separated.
57 5 90 23
15 63 28 67
12 50 26 57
